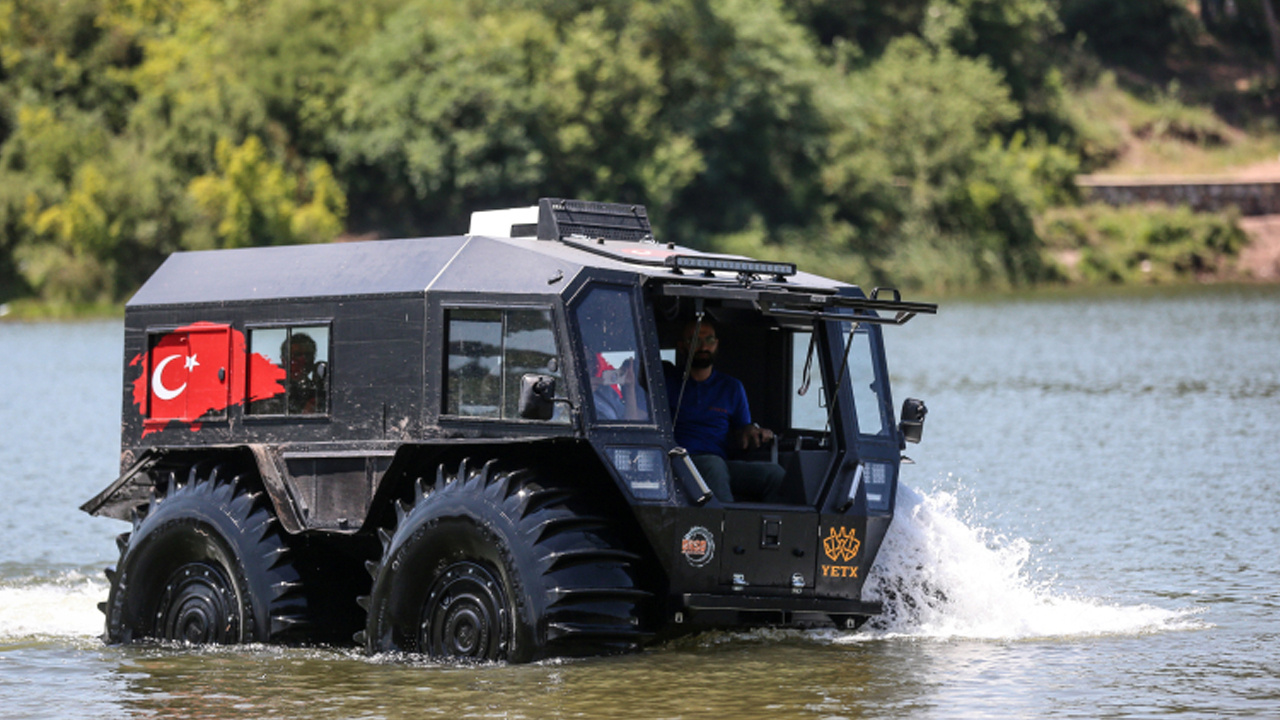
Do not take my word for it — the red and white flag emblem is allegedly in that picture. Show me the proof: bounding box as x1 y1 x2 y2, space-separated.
130 322 285 435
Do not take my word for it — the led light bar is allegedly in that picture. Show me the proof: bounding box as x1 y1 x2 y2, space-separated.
664 254 797 278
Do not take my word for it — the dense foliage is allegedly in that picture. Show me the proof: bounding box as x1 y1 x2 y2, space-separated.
0 0 1267 306
1038 203 1248 283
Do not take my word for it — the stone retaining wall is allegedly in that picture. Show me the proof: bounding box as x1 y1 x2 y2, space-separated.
1077 176 1280 216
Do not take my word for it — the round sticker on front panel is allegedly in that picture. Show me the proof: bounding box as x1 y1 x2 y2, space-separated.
681 526 716 568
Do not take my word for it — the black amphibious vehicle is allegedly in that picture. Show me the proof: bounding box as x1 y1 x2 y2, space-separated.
83 199 935 661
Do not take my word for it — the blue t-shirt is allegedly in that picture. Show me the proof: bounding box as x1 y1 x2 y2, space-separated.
665 366 752 458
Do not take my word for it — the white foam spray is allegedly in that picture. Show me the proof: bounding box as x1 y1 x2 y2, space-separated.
854 482 1202 641
0 573 108 641
1 485 1200 647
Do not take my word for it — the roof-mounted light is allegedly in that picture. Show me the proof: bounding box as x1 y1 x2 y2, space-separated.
664 254 796 280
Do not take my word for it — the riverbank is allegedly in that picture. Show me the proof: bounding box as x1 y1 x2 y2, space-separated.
4 185 1278 323
0 300 123 322
1229 159 1280 280
1238 214 1280 280
1077 157 1280 283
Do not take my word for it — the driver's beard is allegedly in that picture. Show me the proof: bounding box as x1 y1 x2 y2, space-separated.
690 351 714 370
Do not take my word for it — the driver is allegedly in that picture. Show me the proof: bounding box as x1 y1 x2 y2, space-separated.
665 319 785 502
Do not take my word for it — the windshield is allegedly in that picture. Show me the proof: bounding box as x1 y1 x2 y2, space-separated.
844 324 887 436
789 330 826 432
574 286 652 423
789 324 886 437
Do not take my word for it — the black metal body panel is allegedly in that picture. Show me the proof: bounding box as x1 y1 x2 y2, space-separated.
718 509 819 588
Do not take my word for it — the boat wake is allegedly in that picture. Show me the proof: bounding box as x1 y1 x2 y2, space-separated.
852 482 1204 641
0 572 107 642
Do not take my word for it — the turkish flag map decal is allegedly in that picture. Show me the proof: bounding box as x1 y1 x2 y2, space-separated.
130 322 285 436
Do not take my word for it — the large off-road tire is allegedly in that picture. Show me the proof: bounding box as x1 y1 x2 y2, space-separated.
361 459 651 663
103 463 308 644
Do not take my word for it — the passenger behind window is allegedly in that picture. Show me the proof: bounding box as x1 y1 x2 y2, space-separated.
247 327 328 417
589 350 647 421
285 332 326 414
574 286 652 424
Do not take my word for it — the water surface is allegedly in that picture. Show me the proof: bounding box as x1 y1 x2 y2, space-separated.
1 286 1277 718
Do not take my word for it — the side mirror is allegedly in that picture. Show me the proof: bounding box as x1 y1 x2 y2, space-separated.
518 373 559 420
900 397 927 444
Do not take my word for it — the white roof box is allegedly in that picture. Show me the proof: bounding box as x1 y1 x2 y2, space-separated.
468 206 538 238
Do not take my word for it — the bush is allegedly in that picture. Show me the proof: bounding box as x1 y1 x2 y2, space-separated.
1130 82 1232 146
1037 203 1248 284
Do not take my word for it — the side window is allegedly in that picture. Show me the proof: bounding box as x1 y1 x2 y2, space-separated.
502 309 562 419
789 330 827 432
247 325 330 416
445 307 564 422
446 310 502 417
574 286 651 423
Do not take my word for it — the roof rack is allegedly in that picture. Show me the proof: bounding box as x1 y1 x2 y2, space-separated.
657 284 937 325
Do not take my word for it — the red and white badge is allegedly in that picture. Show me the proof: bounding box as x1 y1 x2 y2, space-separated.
130 322 285 435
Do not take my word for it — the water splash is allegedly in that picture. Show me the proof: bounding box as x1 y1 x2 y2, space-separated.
1 485 1202 647
856 483 1203 641
0 573 107 641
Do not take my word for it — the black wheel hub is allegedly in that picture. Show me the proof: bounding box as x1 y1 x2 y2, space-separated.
155 561 241 643
419 561 509 660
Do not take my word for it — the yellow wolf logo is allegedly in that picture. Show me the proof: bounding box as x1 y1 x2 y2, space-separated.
823 527 861 563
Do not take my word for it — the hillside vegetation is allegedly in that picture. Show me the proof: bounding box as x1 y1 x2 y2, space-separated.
1 0 1277 313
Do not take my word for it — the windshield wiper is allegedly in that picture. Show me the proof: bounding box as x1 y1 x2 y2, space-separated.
797 330 817 397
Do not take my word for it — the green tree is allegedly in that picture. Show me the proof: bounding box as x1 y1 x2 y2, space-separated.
112 0 274 176
786 0 927 52
188 135 345 249
334 0 828 242
821 36 1074 290
0 102 113 302
3 102 193 302
334 1 557 234
631 0 830 238
1 0 351 303
237 0 398 160
921 0 1063 129
1201 0 1280 65
0 0 140 139
0 0 1243 306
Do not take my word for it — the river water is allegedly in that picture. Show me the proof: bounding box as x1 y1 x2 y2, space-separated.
1 285 1277 719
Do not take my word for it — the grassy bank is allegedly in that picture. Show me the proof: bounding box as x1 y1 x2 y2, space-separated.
0 299 124 322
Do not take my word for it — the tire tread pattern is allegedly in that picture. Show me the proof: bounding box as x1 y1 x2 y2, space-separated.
364 458 652 661
103 462 309 644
